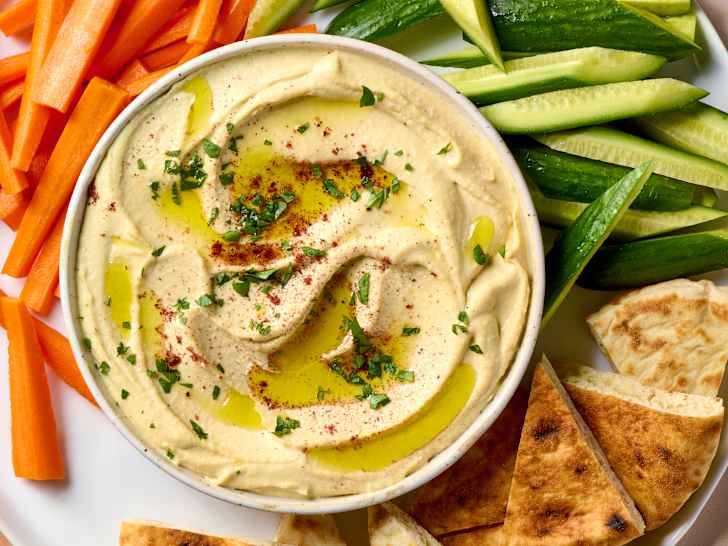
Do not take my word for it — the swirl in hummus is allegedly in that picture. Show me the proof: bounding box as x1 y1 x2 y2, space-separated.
75 46 532 498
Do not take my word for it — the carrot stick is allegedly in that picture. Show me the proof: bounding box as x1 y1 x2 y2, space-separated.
0 52 29 87
140 39 189 71
32 0 123 113
20 208 64 315
0 79 24 110
0 0 37 37
0 108 28 194
180 40 211 62
4 78 129 277
115 59 151 89
11 0 69 172
0 289 97 406
140 3 196 54
277 23 317 34
95 0 187 79
2 296 65 480
120 66 176 97
187 0 223 45
213 0 254 45
0 190 28 229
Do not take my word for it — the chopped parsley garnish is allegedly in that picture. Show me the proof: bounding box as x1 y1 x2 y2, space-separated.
373 150 388 166
452 311 469 335
473 244 490 266
116 342 129 356
214 272 231 286
368 393 390 409
137 159 146 170
165 152 208 191
228 135 244 152
273 415 300 436
153 358 181 393
311 164 323 178
452 324 468 335
323 179 344 198
223 230 241 242
358 273 370 304
458 311 470 325
438 142 453 155
202 138 221 158
394 149 404 156
82 337 92 350
402 326 420 336
190 419 208 440
297 122 310 134
196 293 224 307
469 344 483 354
498 245 506 257
216 364 225 374
350 188 360 202
121 389 129 400
149 181 161 200
317 386 329 401
165 149 181 157
360 85 376 107
106 297 112 306
151 246 165 257
367 187 390 210
207 206 219 225
302 246 326 257
226 122 234 134
97 361 110 375
233 279 250 297
230 191 295 239
219 171 234 186
171 182 181 205
212 385 221 400
126 353 137 365
404 163 414 172
173 298 190 312
251 320 271 335
122 321 131 329
166 449 175 460
391 177 401 193
264 139 272 146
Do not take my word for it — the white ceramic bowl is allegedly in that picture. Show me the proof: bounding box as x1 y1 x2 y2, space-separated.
60 34 545 514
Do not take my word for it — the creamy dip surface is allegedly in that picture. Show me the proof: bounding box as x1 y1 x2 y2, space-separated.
75 46 532 498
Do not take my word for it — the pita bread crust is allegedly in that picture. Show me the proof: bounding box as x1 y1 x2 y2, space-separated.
564 376 724 530
440 525 504 546
502 358 645 546
369 503 442 546
119 522 284 546
587 278 728 396
410 389 528 535
275 514 346 546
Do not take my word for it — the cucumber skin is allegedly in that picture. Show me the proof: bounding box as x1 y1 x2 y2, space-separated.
514 144 694 211
543 163 652 326
327 0 446 41
489 0 698 59
421 47 533 68
578 231 728 290
311 0 353 12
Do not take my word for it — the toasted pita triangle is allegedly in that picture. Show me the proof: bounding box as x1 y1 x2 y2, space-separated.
369 503 442 546
440 525 504 546
502 357 645 546
587 278 728 396
562 365 724 530
119 522 287 546
275 514 346 546
410 389 528 535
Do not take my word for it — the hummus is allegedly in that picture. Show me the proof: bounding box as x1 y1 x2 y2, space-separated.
75 46 531 498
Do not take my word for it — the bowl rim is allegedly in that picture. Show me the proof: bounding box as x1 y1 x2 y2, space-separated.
60 33 545 514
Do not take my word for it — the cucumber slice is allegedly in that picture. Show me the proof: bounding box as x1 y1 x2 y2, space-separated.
244 0 307 38
636 103 728 166
532 190 727 240
535 126 728 191
481 78 706 135
327 0 447 42
663 12 697 39
514 143 695 211
696 187 718 208
579 230 728 290
311 0 353 12
623 0 691 16
543 162 652 325
445 47 665 105
489 0 699 59
421 46 533 68
439 0 504 70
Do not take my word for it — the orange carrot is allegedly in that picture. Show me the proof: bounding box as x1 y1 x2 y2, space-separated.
277 23 317 34
0 79 24 110
0 108 28 194
120 66 176 97
11 0 69 172
20 208 64 315
32 0 123 113
140 39 189 71
187 0 223 45
115 59 151 89
0 0 37 37
213 0 254 45
180 40 211 62
2 296 65 480
0 51 29 86
140 3 196 54
4 78 129 277
0 190 28 229
95 0 187 79
0 288 97 406
54 284 60 298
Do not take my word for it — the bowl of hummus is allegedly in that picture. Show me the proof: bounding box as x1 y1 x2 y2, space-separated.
61 34 544 513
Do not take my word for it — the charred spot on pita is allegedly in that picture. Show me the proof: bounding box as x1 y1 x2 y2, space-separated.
607 513 628 533
532 417 560 441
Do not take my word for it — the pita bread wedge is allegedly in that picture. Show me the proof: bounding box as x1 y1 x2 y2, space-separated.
587 278 728 396
119 522 287 546
275 514 346 546
369 503 442 546
562 365 724 530
440 525 504 546
410 389 528 535
502 357 645 546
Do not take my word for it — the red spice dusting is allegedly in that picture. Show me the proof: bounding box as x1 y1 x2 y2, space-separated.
165 351 182 367
405 304 413 310
304 276 312 285
210 241 283 266
266 293 281 305
323 127 331 137
87 183 99 205
325 424 337 434
285 141 293 149
186 346 207 364
107 201 117 212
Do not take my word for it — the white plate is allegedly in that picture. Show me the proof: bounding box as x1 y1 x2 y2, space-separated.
0 5 726 546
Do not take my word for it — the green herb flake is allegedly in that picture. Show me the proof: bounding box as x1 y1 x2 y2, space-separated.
216 364 225 374
358 273 370 304
391 177 401 193
458 311 470 325
264 139 272 146
122 321 131 329
126 354 137 365
469 344 483 354
137 158 146 170
155 358 181 393
233 279 251 297
212 385 221 400
323 179 344 199
297 122 310 134
98 361 110 375
498 245 506 257
116 342 129 356
360 85 376 107
404 163 414 172
311 164 323 178
394 149 404 156
273 415 300 436
151 246 165 257
219 171 234 186
350 188 360 202
171 182 181 205
373 150 388 166
148 181 160 200
223 230 241 242
438 142 453 155
368 393 390 409
190 419 208 440
402 326 420 336
121 389 129 400
317 386 329 401
82 337 92 350
452 323 468 335
202 138 222 158
226 122 234 134
166 449 175 460
165 149 181 157
207 207 219 225
302 246 326 257
197 293 223 307
473 244 490 266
